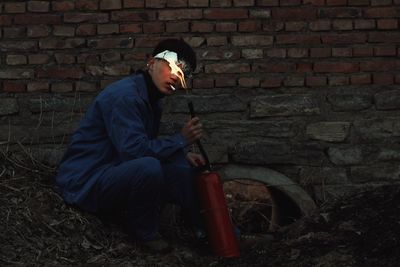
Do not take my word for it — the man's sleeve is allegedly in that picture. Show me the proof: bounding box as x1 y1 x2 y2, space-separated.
106 95 187 161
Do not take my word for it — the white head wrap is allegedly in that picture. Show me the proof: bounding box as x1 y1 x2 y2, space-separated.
154 50 188 89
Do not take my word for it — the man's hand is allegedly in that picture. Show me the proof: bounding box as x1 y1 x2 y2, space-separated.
181 117 203 145
186 152 205 167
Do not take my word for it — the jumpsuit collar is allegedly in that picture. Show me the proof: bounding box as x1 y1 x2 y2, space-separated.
136 69 164 105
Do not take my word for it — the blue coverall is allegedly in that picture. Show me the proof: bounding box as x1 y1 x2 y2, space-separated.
55 71 201 241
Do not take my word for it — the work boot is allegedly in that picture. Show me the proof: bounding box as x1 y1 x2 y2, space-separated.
142 234 172 253
238 233 274 251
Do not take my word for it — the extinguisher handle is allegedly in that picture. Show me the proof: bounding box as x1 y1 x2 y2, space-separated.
188 101 212 172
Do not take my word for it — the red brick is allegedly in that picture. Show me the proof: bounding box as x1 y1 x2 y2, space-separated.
326 0 347 5
303 0 325 5
205 63 250 73
53 26 76 36
287 48 308 58
27 1 50 12
297 63 313 72
3 81 26 93
369 32 400 43
135 37 168 48
257 0 279 6
40 38 85 49
354 19 376 29
143 22 164 33
215 75 237 87
64 13 108 23
216 22 237 32
319 8 361 18
36 67 85 79
239 77 260 87
310 47 331 57
351 74 371 85
371 0 392 5
52 1 75 11
239 21 262 31
52 83 74 93
15 14 61 25
306 76 327 86
0 15 12 26
101 52 121 62
88 37 133 49
263 21 285 31
314 62 359 73
76 81 98 92
396 74 400 84
167 0 187 7
375 46 397 56
166 22 189 32
6 55 28 65
75 0 99 10
250 9 271 18
332 19 353 30
377 19 398 29
27 25 50 37
98 24 119 34
242 49 263 59
123 0 145 8
253 62 294 73
353 46 373 57
348 0 369 5
207 36 228 46
55 54 76 64
159 9 202 20
191 21 214 32
260 77 282 88
204 9 247 20
281 0 302 5
233 0 255 6
112 10 156 21
120 23 142 33
100 0 122 9
3 27 25 38
210 0 231 7
284 76 305 87
329 76 349 86
27 82 49 92
373 73 394 85
360 61 399 71
188 0 209 7
276 34 320 44
76 24 97 36
272 7 317 21
309 20 331 31
4 2 26 13
266 48 286 58
365 7 400 18
29 54 50 64
146 0 166 8
193 77 214 88
285 21 307 31
322 33 367 44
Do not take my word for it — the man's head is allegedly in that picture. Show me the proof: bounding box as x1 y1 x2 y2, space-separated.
147 38 196 95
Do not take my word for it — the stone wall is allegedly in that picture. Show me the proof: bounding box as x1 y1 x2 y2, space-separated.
1 0 400 202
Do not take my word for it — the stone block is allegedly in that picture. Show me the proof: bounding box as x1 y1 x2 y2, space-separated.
327 93 372 111
328 146 363 165
375 90 400 110
351 163 400 183
250 94 320 118
300 166 348 185
0 98 19 116
307 122 350 142
354 117 400 140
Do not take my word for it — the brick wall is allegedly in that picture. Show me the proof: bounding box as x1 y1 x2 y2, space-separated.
1 0 400 201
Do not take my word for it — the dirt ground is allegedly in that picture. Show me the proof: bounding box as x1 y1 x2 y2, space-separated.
1 151 400 267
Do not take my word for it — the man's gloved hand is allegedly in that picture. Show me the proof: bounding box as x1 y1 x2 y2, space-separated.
186 152 205 167
181 117 203 145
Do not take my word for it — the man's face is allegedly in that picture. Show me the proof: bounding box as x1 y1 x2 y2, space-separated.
148 59 183 96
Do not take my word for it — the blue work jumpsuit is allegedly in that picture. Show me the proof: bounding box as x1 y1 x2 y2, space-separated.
55 71 201 241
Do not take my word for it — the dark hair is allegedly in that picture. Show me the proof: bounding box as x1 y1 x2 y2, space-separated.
152 38 197 72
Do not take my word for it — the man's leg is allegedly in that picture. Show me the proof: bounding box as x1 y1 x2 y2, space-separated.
81 157 164 241
161 151 204 233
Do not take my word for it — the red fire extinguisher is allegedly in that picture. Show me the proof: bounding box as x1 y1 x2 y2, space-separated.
188 101 240 258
